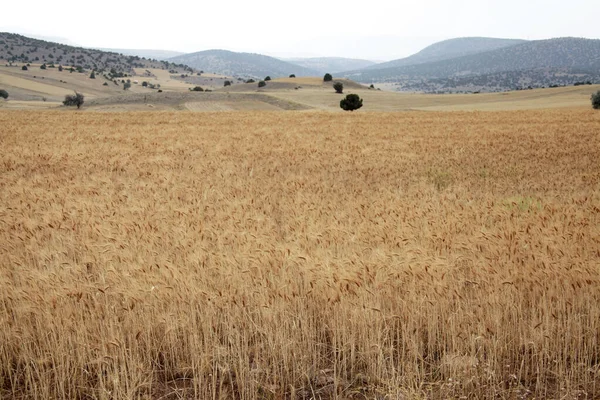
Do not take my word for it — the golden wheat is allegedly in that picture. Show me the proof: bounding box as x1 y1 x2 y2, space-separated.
1 110 599 399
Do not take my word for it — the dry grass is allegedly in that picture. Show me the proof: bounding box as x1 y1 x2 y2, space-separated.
1 110 599 399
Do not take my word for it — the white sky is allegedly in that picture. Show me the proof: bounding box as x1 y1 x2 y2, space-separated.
2 0 599 60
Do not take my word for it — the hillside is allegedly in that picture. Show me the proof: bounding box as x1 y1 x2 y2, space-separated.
344 37 600 92
169 50 320 79
283 57 376 74
364 37 526 70
95 48 186 61
0 33 193 74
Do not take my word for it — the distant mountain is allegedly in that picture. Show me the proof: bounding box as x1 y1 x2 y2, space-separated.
0 32 193 74
364 37 527 70
95 48 186 61
282 57 377 74
169 50 320 78
343 37 600 92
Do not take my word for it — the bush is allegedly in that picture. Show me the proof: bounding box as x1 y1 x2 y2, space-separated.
369 84 375 89
258 80 266 88
142 81 148 87
323 73 332 82
264 76 271 81
289 74 295 78
103 82 108 86
58 65 63 72
63 92 84 109
246 79 255 84
89 71 95 79
224 80 232 87
192 86 204 92
0 89 8 99
333 82 344 94
40 64 47 70
123 81 131 90
340 93 363 111
21 65 27 71
592 91 600 110
158 89 163 93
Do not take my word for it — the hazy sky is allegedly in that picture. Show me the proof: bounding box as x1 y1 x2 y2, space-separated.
2 0 599 60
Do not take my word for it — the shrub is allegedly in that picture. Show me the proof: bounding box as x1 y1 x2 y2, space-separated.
246 79 255 84
289 74 295 78
333 82 344 94
340 93 363 111
592 91 600 110
142 81 148 87
89 71 95 79
63 92 84 109
158 89 163 93
224 80 232 87
123 81 131 90
21 65 27 71
40 64 47 70
103 82 108 86
323 73 332 82
264 76 271 81
0 89 8 99
258 80 266 88
192 86 204 92
58 65 63 72
369 84 375 89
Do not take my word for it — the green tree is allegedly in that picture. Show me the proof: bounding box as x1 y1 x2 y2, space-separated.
333 82 344 93
0 89 8 99
340 94 363 111
323 73 332 82
40 64 47 70
191 86 204 91
63 92 84 109
264 76 271 81
58 65 63 72
258 80 266 88
123 81 131 90
246 79 255 83
89 71 96 79
592 91 600 110
289 74 296 78
21 65 28 71
224 80 232 87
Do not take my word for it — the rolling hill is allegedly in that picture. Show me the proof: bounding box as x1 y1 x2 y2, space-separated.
94 48 186 61
343 37 600 92
168 50 320 79
0 33 193 74
282 57 377 74
364 37 527 70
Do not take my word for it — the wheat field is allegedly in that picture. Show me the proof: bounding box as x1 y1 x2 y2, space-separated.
1 110 599 399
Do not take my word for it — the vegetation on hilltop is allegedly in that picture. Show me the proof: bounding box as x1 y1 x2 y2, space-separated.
0 32 193 75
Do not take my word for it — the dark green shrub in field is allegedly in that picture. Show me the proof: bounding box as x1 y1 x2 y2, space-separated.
592 91 600 109
246 79 255 83
258 80 266 88
63 92 84 109
289 74 295 78
0 89 8 99
264 76 271 81
224 80 232 87
323 73 332 82
192 86 204 91
333 82 344 93
21 65 28 70
340 93 363 111
89 71 95 79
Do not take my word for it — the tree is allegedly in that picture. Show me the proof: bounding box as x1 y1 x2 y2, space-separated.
142 81 148 87
340 94 363 111
58 65 63 72
21 65 28 71
323 73 332 82
89 71 96 79
123 81 131 90
40 64 47 70
63 92 84 109
246 79 255 83
289 74 296 78
224 80 232 87
264 76 271 81
369 84 375 89
258 80 266 88
0 89 8 99
333 82 344 94
191 86 204 91
592 91 600 110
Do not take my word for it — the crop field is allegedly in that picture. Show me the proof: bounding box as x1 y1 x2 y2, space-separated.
1 110 599 399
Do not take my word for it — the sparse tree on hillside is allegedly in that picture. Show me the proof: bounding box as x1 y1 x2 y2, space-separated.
369 84 375 89
323 73 332 82
265 76 271 81
21 65 28 71
289 74 296 78
592 91 600 110
246 79 255 84
224 80 232 87
40 64 47 70
0 89 8 99
333 82 344 94
123 81 131 90
340 93 363 111
63 92 84 109
258 80 266 88
192 86 204 92
90 71 96 79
